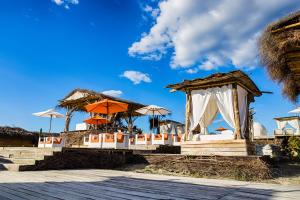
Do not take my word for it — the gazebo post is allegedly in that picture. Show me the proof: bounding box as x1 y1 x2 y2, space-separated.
232 84 242 140
184 90 191 141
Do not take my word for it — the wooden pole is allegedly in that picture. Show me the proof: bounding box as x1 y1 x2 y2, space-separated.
232 84 242 139
185 91 191 141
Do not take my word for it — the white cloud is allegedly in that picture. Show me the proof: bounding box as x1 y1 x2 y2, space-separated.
53 0 63 5
102 90 123 97
186 68 198 74
121 71 152 85
52 0 79 9
129 0 300 71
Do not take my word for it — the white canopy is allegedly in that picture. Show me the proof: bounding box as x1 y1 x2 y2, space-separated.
135 105 171 116
33 109 64 118
189 85 247 137
33 109 64 133
274 118 300 131
289 107 300 113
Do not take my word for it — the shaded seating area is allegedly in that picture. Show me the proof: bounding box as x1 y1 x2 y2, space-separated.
38 136 65 148
84 132 129 149
135 134 151 145
167 70 262 156
274 116 300 136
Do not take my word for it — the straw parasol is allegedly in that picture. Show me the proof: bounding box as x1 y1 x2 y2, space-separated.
259 11 300 102
135 105 171 133
85 99 128 132
32 109 64 133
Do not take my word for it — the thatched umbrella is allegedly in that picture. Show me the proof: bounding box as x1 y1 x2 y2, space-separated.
57 88 145 132
259 10 300 102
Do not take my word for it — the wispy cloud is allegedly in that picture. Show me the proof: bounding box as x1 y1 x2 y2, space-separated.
129 0 300 72
121 70 152 85
52 0 79 9
102 90 123 97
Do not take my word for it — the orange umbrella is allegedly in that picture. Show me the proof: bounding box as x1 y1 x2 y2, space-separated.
85 99 128 114
85 99 128 132
84 116 109 125
215 126 227 132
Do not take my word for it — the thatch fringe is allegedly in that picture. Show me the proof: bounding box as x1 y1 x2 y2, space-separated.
259 11 300 102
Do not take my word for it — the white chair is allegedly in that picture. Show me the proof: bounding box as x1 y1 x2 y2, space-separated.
285 128 294 135
274 129 284 135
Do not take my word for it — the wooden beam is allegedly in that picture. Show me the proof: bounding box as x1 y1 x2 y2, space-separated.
232 84 242 139
184 91 191 141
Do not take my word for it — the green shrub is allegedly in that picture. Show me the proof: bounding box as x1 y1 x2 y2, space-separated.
288 136 300 160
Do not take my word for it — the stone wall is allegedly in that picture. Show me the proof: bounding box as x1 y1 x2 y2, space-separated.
21 148 133 171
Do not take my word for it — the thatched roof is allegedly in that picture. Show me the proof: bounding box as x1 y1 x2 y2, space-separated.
58 88 146 117
166 70 262 97
259 10 300 102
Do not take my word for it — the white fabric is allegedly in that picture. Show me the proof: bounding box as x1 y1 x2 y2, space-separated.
160 124 168 133
199 97 218 134
253 121 268 138
275 120 287 130
190 89 212 132
199 130 234 141
190 85 235 134
214 85 236 131
189 84 249 139
287 119 300 131
135 105 171 115
289 107 300 113
237 86 248 136
32 109 64 118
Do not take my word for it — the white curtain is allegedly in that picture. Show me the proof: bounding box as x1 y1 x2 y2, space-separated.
189 85 248 138
287 119 300 130
237 86 248 136
190 89 212 132
275 120 287 129
215 85 236 130
199 98 218 134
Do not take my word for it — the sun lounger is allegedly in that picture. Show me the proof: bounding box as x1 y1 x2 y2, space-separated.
86 132 129 149
38 136 65 148
151 133 172 145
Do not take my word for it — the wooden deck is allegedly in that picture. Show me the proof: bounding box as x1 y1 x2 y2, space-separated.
0 170 299 199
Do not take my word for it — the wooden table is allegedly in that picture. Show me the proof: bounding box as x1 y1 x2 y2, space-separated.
0 169 299 199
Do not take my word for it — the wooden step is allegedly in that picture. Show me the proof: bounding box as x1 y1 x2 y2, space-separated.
181 140 249 156
0 147 62 171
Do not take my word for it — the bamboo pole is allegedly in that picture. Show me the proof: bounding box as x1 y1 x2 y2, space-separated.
232 84 242 139
185 91 191 141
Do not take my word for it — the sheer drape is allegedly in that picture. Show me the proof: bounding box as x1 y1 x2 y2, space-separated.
276 121 288 129
190 90 212 132
189 85 248 138
199 98 218 134
237 86 248 136
215 85 236 130
287 119 300 130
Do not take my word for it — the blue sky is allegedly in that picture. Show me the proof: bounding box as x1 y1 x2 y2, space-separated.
0 0 299 134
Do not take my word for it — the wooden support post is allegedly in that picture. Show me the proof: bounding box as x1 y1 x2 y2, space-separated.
232 84 242 139
244 95 251 140
185 91 191 141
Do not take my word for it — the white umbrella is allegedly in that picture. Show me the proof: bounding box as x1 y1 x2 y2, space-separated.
33 109 64 133
289 107 300 114
135 105 171 133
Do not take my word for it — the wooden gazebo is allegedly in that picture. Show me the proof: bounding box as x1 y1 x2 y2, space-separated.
167 70 262 156
58 88 145 132
259 11 300 102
